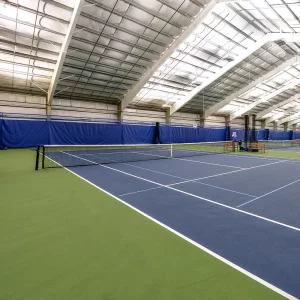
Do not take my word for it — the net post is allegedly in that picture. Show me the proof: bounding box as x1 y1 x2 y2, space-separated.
42 146 46 169
35 145 40 171
171 144 173 158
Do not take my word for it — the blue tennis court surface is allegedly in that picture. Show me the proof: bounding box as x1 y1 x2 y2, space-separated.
50 151 300 299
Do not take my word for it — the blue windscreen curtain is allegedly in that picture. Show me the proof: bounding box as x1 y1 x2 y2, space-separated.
0 115 3 149
48 121 123 145
255 129 267 140
269 130 293 140
229 128 247 141
3 118 298 148
2 120 49 148
122 124 156 144
205 127 227 142
293 131 300 140
160 125 226 144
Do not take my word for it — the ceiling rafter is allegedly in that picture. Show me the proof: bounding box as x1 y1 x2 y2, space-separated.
256 92 300 120
120 0 241 111
47 0 85 110
265 106 300 124
229 78 300 121
204 55 300 119
278 111 300 125
169 33 300 115
288 118 300 127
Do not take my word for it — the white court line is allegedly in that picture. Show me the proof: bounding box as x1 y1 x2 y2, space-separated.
218 153 283 161
237 178 300 208
89 154 254 197
131 150 242 169
53 153 297 300
168 160 285 187
173 157 243 169
221 152 300 165
192 181 256 198
62 152 300 232
119 186 164 197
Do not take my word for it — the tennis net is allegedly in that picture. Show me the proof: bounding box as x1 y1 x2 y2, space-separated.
259 139 300 150
35 141 234 170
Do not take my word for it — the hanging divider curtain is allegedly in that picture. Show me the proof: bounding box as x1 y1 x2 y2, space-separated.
269 130 293 140
48 121 123 145
255 129 267 141
159 124 172 144
293 131 300 140
2 119 49 148
1 117 298 149
0 113 3 149
159 124 226 144
122 124 156 144
171 126 206 143
205 127 227 142
229 128 247 141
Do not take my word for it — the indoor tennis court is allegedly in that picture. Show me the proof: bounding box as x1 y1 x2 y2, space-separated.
2 0 300 299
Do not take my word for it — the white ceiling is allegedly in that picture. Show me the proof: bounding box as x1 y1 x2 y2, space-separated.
1 0 300 124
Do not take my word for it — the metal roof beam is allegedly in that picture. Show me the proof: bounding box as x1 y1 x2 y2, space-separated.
265 107 298 124
265 113 286 125
170 33 300 115
204 56 300 119
278 111 300 125
256 92 300 119
288 118 300 127
47 0 85 108
229 78 300 121
120 0 241 111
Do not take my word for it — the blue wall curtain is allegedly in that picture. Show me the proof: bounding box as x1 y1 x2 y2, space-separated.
229 128 247 141
0 115 3 149
2 120 49 148
293 131 300 140
205 127 227 142
269 130 292 140
49 121 123 145
123 124 156 144
4 118 296 148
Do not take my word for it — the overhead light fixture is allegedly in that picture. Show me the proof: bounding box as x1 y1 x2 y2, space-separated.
223 56 234 62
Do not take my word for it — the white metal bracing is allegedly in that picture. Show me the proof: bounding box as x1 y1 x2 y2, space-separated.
256 93 300 120
265 105 300 124
170 33 300 115
204 56 300 119
288 118 300 127
229 77 300 121
47 0 85 109
278 111 300 125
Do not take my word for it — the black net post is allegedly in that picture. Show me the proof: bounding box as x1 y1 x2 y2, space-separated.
244 115 249 147
251 114 257 142
226 126 231 141
154 122 160 144
42 146 46 169
35 145 40 170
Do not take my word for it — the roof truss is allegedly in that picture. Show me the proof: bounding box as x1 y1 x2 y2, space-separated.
121 0 254 111
278 111 300 125
47 0 85 108
204 56 300 119
256 92 300 119
229 78 300 121
170 33 300 115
